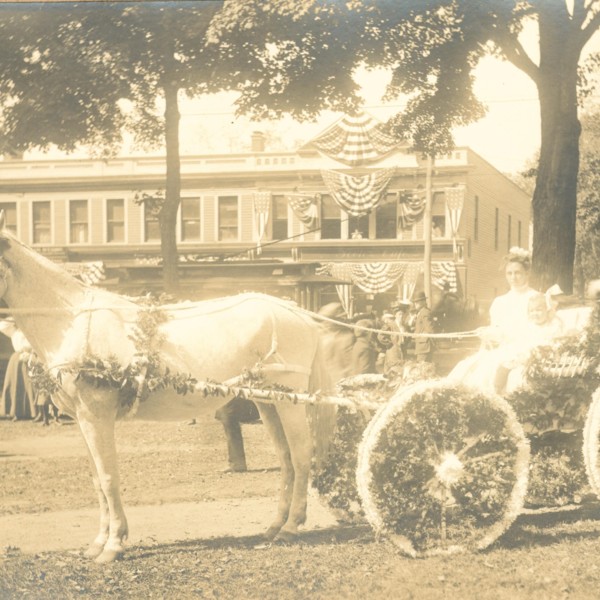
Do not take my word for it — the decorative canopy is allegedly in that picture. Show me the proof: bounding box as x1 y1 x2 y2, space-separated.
310 111 399 166
321 168 396 216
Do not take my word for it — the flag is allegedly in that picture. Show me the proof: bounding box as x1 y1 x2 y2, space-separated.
253 191 272 254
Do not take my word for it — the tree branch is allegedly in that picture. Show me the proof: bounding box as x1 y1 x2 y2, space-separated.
578 4 600 50
494 33 540 84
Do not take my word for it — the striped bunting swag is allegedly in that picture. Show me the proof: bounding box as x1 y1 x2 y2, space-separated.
397 189 426 229
432 261 458 293
311 111 399 166
321 168 396 216
349 262 406 294
285 192 319 227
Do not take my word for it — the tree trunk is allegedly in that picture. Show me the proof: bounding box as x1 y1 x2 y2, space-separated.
531 4 581 294
161 76 181 294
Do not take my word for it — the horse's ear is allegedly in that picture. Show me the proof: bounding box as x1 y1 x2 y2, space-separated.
0 211 5 230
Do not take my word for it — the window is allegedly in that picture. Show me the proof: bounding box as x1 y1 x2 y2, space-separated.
144 205 160 242
518 220 522 247
507 214 512 250
320 194 341 239
106 199 124 243
218 196 238 241
32 201 51 244
494 208 499 250
473 195 479 242
376 193 397 239
432 191 446 237
0 202 17 234
180 197 201 241
69 200 89 243
348 214 369 239
271 195 288 240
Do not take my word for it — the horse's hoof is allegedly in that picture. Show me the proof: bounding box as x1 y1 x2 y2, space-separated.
262 526 281 541
274 530 299 545
94 548 123 564
83 543 105 559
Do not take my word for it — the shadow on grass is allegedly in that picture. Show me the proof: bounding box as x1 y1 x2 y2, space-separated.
494 501 600 551
129 524 375 560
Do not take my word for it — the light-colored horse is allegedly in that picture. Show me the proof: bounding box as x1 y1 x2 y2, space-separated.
0 223 337 563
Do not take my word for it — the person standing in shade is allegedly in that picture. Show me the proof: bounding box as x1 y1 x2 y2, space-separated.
0 318 36 420
351 319 378 375
413 291 436 364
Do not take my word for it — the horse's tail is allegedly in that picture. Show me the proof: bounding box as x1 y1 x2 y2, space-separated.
306 336 338 467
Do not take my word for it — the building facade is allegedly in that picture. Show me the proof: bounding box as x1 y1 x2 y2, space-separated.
0 114 530 316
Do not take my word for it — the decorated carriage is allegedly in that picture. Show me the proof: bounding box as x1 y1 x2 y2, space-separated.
2 214 600 562
312 301 600 557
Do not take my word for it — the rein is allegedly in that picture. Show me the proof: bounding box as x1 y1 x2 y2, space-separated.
0 303 481 340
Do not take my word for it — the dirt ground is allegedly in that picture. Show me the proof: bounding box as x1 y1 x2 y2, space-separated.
0 415 336 554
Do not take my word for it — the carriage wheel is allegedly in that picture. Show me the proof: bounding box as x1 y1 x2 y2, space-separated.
582 386 600 497
356 380 530 557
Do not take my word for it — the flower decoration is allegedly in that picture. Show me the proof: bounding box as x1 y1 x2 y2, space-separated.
357 380 530 557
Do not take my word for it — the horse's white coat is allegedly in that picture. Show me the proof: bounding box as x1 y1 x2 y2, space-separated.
0 231 338 562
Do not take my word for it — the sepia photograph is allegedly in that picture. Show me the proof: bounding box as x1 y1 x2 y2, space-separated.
1 1 600 598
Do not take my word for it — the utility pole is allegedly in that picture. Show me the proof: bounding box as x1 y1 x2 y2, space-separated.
423 154 434 302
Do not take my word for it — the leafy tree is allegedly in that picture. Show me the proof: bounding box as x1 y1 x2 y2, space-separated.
210 0 600 292
575 109 600 293
0 2 223 293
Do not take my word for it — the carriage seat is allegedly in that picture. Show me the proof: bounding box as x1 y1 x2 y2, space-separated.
556 306 592 335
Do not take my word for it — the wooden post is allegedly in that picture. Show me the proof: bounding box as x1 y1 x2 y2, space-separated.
423 154 434 303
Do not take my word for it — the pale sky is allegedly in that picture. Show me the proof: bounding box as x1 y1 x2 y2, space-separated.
26 15 600 176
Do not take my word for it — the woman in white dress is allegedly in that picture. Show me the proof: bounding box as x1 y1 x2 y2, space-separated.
448 247 538 394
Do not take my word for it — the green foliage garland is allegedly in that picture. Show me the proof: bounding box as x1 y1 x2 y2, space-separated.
312 363 437 520
506 305 600 505
357 382 529 556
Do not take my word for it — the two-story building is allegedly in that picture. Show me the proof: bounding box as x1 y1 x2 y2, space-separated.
0 112 530 316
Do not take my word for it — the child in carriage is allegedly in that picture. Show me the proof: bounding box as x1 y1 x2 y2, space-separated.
495 292 565 394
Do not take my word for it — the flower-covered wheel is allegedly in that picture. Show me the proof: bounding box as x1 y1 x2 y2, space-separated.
356 380 530 557
582 386 600 497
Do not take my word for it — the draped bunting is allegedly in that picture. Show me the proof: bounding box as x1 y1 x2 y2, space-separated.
321 168 396 216
285 192 319 227
317 260 458 298
310 111 399 166
253 191 271 254
445 186 465 256
348 263 407 293
397 189 427 230
432 261 458 293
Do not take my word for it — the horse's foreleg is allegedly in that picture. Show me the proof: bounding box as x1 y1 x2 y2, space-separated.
275 404 312 542
81 445 110 559
255 402 294 540
77 412 128 563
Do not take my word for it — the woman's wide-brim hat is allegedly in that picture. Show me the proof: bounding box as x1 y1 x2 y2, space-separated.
413 291 427 302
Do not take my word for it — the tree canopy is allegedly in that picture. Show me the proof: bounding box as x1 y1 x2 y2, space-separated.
211 0 600 292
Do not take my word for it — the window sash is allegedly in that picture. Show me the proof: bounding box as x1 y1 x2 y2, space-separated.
70 200 89 243
33 201 51 244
